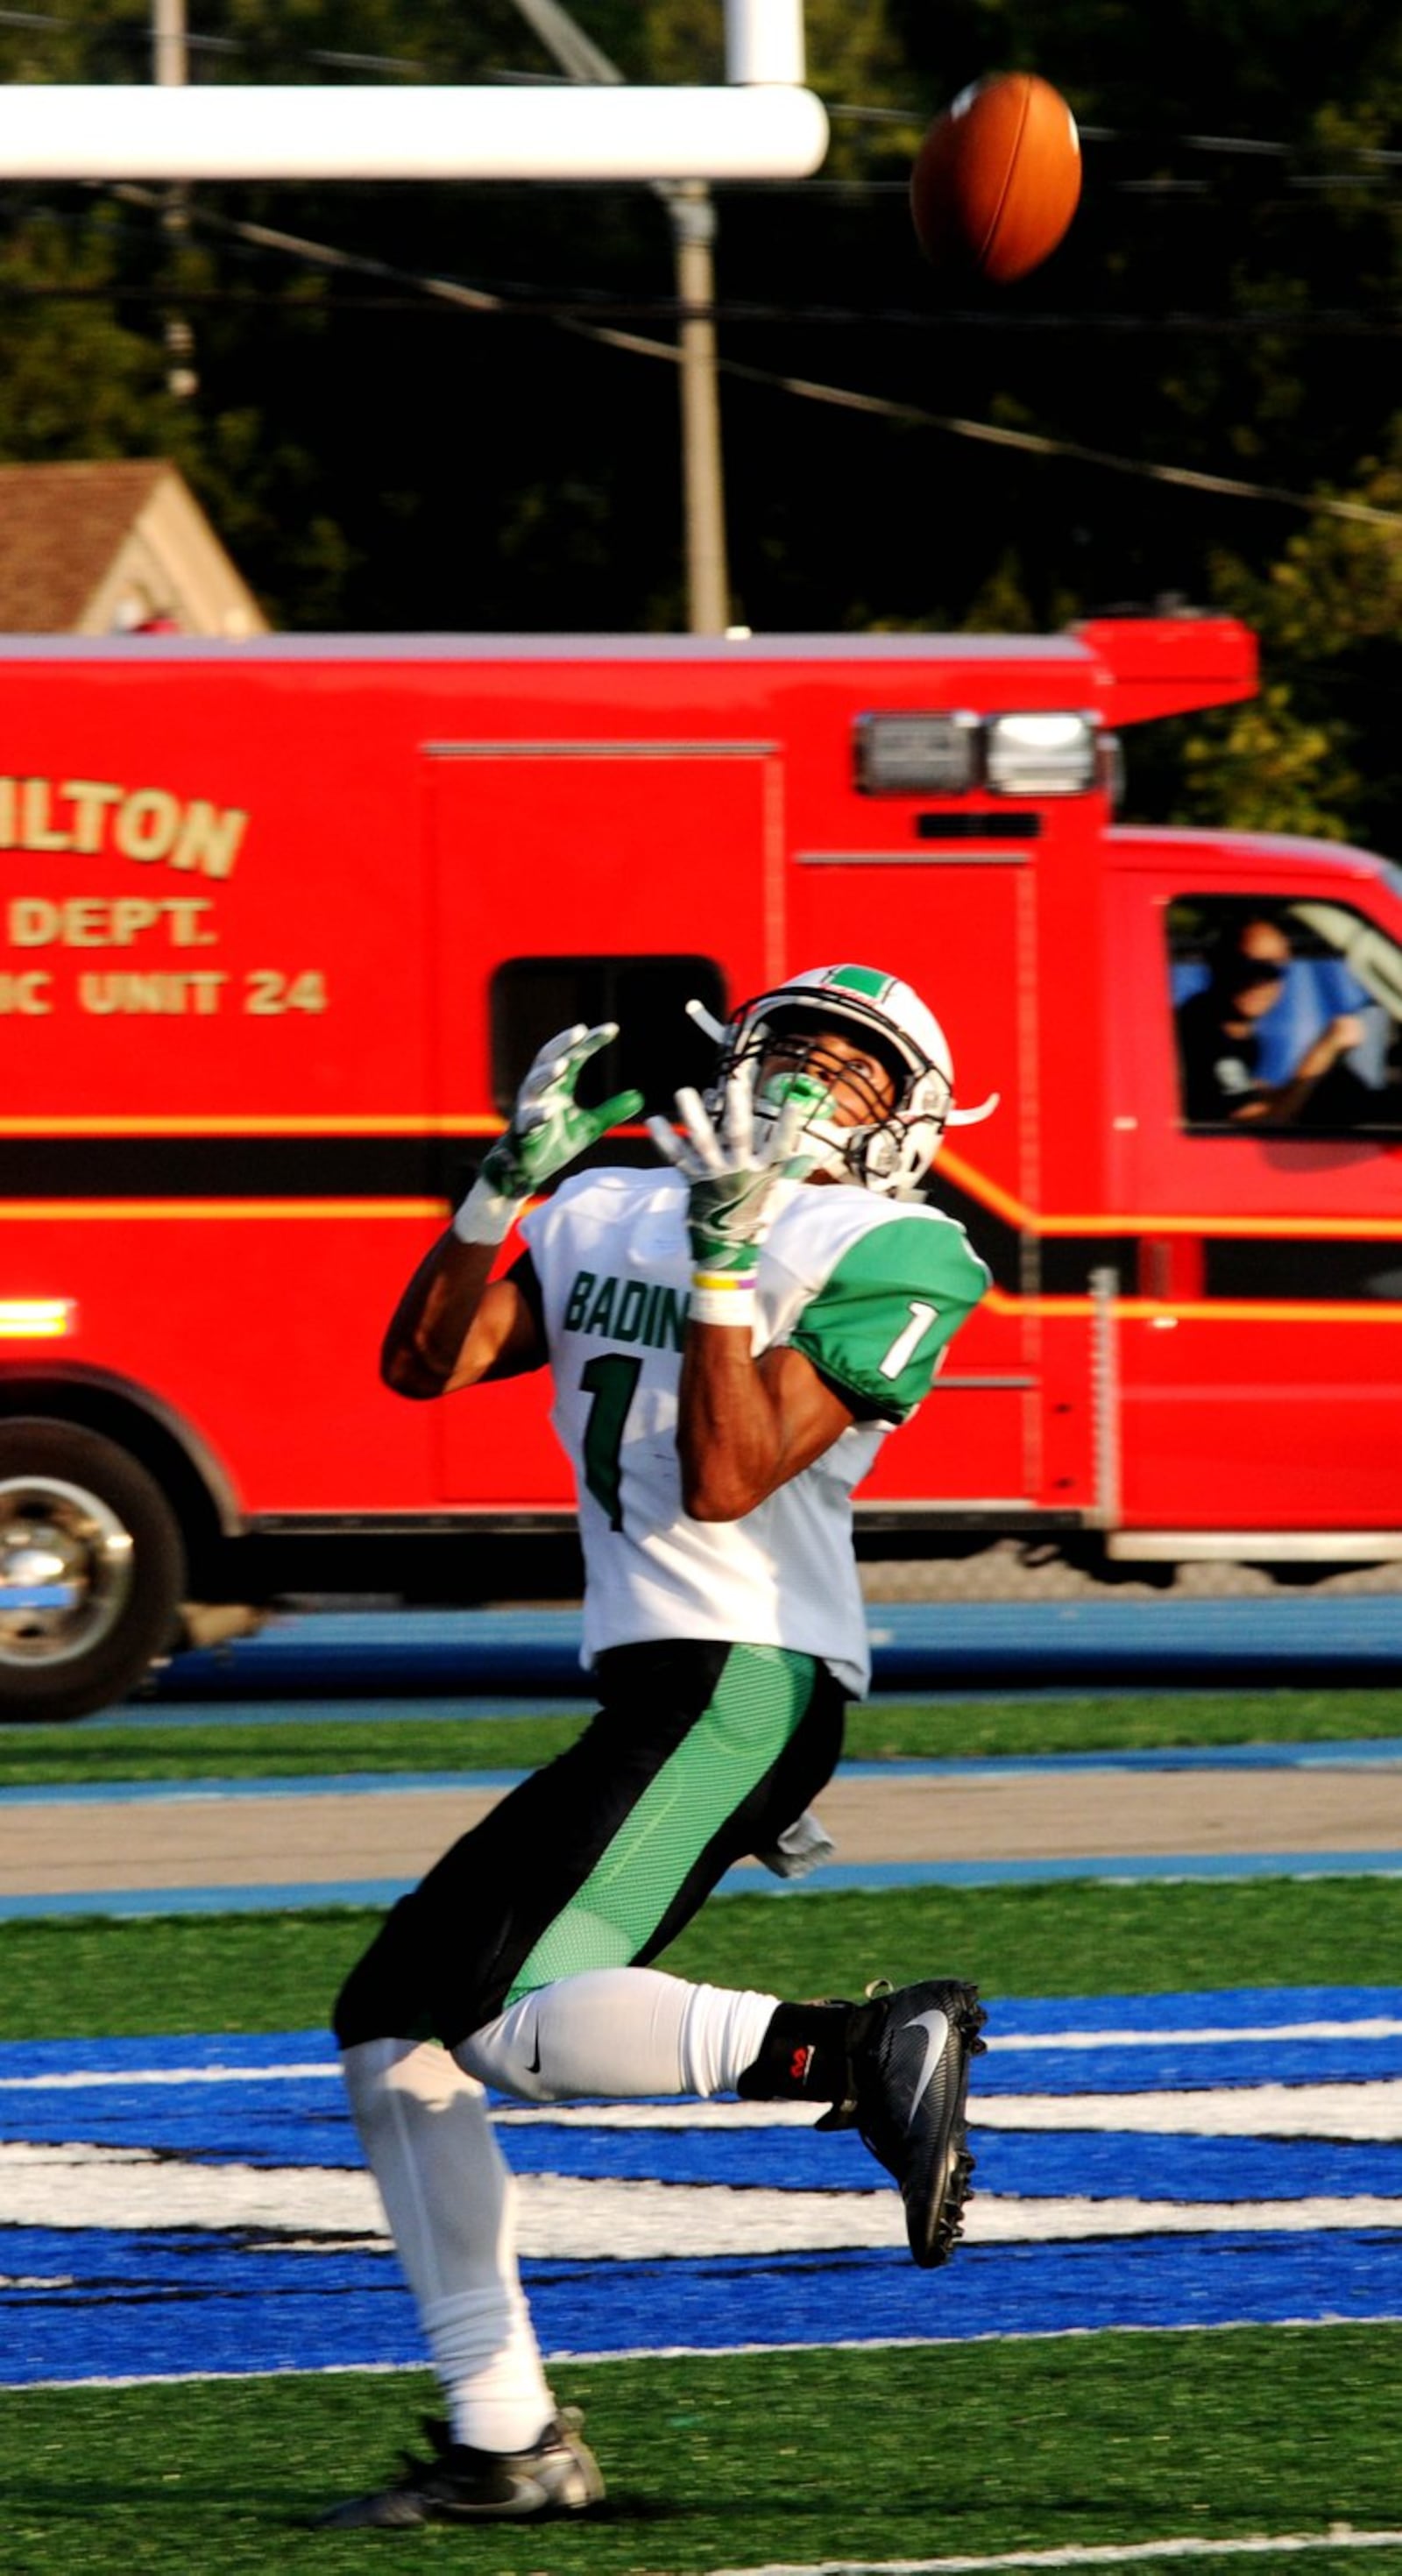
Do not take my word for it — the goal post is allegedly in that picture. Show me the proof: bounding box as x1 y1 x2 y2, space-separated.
0 1 829 180
0 83 829 180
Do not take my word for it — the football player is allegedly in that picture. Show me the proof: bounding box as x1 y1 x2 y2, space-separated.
320 966 993 2530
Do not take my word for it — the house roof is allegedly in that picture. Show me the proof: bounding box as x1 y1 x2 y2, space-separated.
0 458 266 633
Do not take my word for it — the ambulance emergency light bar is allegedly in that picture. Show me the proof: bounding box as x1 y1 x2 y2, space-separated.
856 711 1101 796
0 0 828 180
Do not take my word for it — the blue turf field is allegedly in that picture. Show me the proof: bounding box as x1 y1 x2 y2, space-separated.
5 1986 1398 2387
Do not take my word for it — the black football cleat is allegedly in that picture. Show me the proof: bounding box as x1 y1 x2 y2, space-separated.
315 2410 604 2530
821 1977 988 2268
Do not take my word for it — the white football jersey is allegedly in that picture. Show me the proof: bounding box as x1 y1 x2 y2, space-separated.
520 1168 988 1695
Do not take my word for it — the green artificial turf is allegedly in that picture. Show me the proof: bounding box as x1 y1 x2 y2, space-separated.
1 2332 1398 2576
4 1685 1402 1785
0 1708 590 1785
1 1877 1394 2042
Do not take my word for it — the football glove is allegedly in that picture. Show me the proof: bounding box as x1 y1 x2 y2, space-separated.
454 1023 643 1244
648 1063 822 1322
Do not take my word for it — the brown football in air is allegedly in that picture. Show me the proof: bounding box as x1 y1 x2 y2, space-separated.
910 73 1081 284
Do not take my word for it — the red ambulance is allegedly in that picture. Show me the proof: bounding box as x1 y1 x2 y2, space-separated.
4 616 1401 1718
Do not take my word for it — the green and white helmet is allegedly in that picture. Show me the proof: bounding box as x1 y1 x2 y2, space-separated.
704 962 995 1197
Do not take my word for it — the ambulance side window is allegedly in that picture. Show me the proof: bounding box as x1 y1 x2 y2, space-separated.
492 954 726 1122
1167 895 1402 1136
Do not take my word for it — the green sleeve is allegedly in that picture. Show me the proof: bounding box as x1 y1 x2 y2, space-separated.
787 1214 988 1421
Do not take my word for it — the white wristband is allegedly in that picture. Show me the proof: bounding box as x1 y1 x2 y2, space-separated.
689 1269 758 1331
451 1175 520 1246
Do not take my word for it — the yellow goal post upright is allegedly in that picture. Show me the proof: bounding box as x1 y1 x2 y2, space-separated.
0 0 830 180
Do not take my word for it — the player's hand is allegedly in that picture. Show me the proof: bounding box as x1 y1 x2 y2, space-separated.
456 1024 642 1243
483 1023 642 1199
648 1064 813 1279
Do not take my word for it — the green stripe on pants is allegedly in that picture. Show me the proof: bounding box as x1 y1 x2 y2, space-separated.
505 1645 816 2002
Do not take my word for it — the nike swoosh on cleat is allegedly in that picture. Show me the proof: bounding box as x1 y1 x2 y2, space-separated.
903 2006 951 2115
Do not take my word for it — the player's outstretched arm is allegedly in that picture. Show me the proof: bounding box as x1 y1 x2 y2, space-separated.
379 1231 535 1400
648 1068 856 1517
382 1023 642 1401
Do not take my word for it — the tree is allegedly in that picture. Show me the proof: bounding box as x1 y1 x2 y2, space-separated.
1166 436 1402 843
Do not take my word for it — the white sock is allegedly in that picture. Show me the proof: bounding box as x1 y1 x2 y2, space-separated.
455 1967 780 2102
341 2036 554 2455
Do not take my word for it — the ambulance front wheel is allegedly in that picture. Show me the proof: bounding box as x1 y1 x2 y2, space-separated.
0 1419 186 1723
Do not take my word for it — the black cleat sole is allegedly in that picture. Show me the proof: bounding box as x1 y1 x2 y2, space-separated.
905 1983 987 2268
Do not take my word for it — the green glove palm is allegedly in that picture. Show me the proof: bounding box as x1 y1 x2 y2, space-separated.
457 1023 642 1243
482 1022 642 1199
648 1065 825 1277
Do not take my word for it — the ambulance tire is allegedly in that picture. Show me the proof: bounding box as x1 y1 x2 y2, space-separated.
0 1419 186 1723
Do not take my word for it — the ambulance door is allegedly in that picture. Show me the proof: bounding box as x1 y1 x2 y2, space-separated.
789 853 1039 1513
425 742 783 1507
1108 855 1402 1535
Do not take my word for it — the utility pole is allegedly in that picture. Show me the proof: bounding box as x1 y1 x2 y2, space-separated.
152 0 197 399
152 0 186 86
668 181 728 635
507 0 732 634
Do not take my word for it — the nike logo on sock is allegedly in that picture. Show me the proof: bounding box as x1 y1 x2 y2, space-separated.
904 2006 950 2113
528 2022 542 2076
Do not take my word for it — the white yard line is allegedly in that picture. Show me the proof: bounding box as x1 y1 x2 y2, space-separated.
0 2062 336 2090
2 2020 1398 2090
700 2535 1402 2574
3 2072 1401 2137
3 2142 1400 2253
982 2023 1402 2052
493 2084 1402 2141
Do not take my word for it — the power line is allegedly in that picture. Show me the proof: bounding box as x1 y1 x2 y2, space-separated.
4 267 1401 336
715 357 1402 528
6 182 1392 333
96 181 1402 531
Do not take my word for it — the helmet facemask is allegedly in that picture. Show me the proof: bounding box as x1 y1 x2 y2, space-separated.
708 991 954 1199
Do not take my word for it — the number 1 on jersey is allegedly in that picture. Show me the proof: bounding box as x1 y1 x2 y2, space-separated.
579 1352 642 1531
878 1299 938 1382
